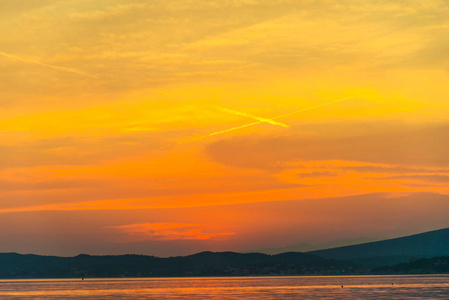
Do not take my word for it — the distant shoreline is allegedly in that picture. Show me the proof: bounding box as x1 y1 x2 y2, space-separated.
1 251 449 279
2 273 449 281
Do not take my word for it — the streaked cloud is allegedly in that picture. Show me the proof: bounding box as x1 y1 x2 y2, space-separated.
1 192 449 257
0 51 97 79
106 222 234 241
365 174 449 183
206 123 449 169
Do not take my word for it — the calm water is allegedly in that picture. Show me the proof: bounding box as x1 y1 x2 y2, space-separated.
1 275 448 299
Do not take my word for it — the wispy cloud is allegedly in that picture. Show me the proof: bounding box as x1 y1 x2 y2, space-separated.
365 174 449 183
106 222 234 241
206 122 449 171
0 51 97 79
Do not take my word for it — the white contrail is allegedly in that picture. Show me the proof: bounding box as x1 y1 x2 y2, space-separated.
0 51 98 79
208 121 261 137
206 96 356 138
216 106 289 128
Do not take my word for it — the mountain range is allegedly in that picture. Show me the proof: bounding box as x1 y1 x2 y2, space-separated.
309 227 449 261
1 227 449 278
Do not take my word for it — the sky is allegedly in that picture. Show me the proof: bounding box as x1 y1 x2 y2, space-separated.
1 0 449 257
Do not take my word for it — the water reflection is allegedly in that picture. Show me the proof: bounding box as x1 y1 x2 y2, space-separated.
1 275 448 299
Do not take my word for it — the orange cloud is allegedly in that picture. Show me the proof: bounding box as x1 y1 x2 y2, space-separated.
106 222 234 242
206 123 449 169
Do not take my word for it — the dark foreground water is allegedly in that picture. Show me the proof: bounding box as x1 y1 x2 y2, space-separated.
1 275 448 299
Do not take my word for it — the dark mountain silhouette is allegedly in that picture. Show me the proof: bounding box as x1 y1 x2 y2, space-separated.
2 227 449 278
309 227 449 264
253 237 377 255
0 251 323 279
372 256 449 274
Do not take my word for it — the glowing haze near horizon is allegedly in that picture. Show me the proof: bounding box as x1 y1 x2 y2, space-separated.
1 0 449 257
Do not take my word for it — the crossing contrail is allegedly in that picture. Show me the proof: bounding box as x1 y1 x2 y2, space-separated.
0 51 97 79
206 96 355 138
216 106 289 128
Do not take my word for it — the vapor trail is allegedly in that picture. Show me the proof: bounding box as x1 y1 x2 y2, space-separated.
0 51 97 79
216 106 289 128
208 121 261 137
206 96 355 137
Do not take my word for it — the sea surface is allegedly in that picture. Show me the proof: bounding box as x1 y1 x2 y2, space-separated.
1 275 448 299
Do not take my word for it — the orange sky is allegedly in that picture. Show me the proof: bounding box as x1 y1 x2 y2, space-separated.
1 0 449 256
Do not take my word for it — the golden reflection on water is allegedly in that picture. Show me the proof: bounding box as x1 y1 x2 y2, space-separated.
1 275 448 299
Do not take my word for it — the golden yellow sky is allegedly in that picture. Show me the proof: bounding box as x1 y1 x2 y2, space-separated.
1 0 449 256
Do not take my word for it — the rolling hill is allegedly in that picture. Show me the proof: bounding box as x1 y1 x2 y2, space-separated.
309 227 449 262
